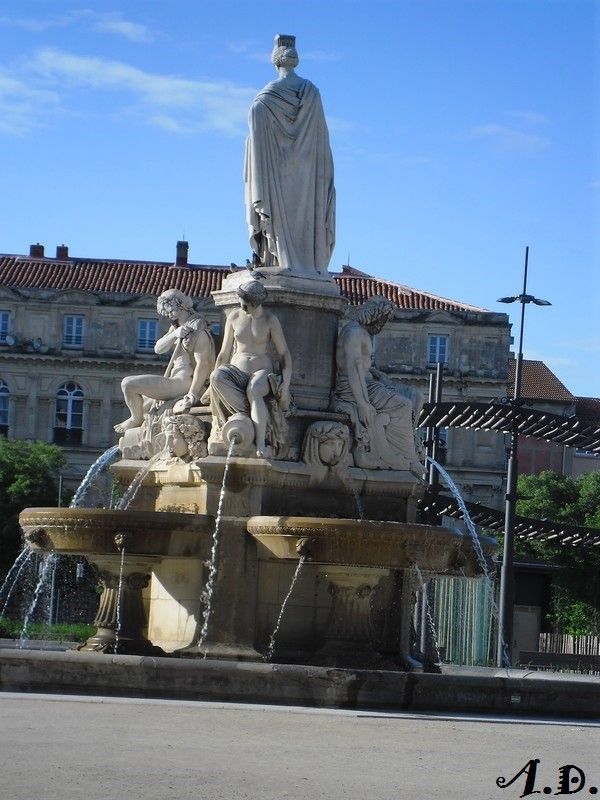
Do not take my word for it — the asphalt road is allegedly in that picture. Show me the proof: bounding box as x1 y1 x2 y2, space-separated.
0 693 598 800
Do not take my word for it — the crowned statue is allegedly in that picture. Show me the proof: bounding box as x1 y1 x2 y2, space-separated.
244 34 336 276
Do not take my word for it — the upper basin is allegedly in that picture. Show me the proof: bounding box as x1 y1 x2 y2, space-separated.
19 507 215 560
247 516 497 577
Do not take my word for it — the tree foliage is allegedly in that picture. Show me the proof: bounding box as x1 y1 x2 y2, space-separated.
0 437 65 575
515 470 600 634
517 470 600 528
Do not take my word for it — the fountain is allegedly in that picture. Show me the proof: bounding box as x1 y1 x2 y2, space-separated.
15 34 495 670
8 34 558 715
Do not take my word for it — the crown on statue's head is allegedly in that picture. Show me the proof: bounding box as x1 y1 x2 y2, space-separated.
274 34 296 49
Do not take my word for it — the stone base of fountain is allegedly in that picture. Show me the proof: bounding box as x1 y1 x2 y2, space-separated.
18 449 497 672
177 643 263 661
2 648 599 720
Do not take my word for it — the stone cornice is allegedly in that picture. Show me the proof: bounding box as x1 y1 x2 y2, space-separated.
111 454 428 498
0 350 164 371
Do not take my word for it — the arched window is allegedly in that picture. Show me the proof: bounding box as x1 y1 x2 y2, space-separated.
54 382 84 445
0 380 9 436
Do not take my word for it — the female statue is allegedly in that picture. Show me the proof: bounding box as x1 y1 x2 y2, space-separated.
209 280 292 458
332 297 423 471
244 34 335 276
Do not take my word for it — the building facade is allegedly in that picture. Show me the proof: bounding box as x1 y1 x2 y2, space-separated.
0 244 511 506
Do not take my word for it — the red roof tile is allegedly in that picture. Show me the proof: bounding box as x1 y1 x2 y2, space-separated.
333 266 486 311
508 359 575 402
0 254 483 313
0 255 229 299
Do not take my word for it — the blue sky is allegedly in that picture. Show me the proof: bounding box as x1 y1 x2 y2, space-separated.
1 0 598 396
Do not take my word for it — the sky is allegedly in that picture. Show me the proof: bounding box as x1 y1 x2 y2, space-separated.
1 0 598 396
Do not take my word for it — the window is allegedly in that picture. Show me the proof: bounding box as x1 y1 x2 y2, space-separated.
428 334 448 365
137 319 158 352
0 381 8 436
0 311 10 344
54 382 84 445
63 315 85 348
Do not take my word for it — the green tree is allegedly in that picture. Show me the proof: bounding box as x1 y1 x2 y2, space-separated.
0 437 65 576
517 470 600 527
515 470 600 634
577 472 600 528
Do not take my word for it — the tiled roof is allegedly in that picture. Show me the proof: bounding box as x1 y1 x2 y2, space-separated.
576 396 600 422
508 359 575 403
332 266 487 311
0 255 229 299
0 254 485 313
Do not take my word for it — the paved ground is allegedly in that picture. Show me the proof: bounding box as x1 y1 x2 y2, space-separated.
0 693 598 800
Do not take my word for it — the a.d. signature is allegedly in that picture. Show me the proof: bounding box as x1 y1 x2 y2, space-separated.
497 759 597 797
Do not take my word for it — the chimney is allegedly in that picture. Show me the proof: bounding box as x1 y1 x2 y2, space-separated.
56 244 69 259
29 243 44 258
175 240 189 267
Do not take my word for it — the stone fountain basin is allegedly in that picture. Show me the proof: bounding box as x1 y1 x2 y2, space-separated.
19 508 215 560
247 516 497 577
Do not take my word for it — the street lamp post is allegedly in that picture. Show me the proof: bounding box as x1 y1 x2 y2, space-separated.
497 246 551 668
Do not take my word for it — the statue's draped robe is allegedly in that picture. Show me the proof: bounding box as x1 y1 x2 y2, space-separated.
210 365 290 458
244 74 335 275
333 376 421 469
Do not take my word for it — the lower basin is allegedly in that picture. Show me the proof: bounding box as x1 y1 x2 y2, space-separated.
18 508 216 657
247 516 497 576
19 507 215 559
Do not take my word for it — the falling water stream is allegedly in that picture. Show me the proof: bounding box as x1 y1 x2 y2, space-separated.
6 445 162 647
425 456 509 666
111 451 168 650
426 457 490 580
70 445 121 508
197 439 236 656
117 451 164 510
18 554 56 647
0 548 33 615
338 473 365 521
265 466 363 661
114 545 127 654
413 563 442 666
265 555 307 662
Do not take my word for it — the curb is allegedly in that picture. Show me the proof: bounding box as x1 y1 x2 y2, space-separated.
1 649 599 719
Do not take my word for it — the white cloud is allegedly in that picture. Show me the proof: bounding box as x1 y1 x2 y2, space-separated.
506 110 549 127
550 337 600 355
148 114 195 134
0 10 155 42
469 123 550 154
227 41 269 62
467 110 551 155
336 143 432 168
24 48 256 135
302 50 342 62
0 14 64 32
326 116 361 134
0 71 58 135
85 12 154 43
524 352 574 369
